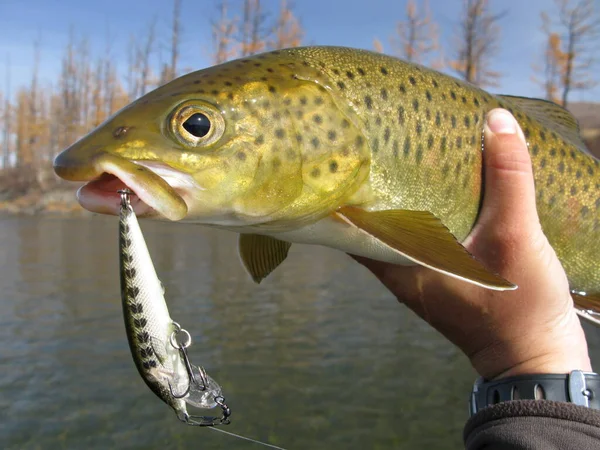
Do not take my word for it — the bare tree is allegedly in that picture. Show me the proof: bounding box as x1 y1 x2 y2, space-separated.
532 32 565 103
211 1 238 64
269 0 303 49
541 0 599 108
138 18 157 96
2 55 11 168
239 0 268 56
391 0 438 64
450 0 503 87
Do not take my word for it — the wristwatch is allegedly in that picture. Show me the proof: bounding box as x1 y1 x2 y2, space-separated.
469 370 600 416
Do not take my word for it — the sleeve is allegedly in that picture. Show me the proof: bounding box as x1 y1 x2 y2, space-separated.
464 399 600 450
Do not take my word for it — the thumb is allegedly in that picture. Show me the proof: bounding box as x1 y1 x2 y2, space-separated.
475 108 540 236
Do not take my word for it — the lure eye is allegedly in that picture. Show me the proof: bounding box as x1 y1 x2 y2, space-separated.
182 113 211 137
170 102 224 148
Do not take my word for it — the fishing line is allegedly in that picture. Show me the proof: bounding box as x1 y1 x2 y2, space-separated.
208 426 287 449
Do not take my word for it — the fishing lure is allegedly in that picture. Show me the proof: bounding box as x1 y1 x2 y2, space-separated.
118 188 230 426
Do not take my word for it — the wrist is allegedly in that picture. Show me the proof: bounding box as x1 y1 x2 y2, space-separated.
472 309 592 380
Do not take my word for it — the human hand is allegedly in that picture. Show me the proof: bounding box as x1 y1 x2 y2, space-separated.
353 108 592 380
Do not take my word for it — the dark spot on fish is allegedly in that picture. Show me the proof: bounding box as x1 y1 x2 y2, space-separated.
313 114 323 124
435 112 441 126
412 99 419 112
357 67 366 76
210 90 218 95
237 151 246 161
440 136 447 154
550 148 556 157
393 140 399 157
328 130 337 141
225 81 232 87
341 119 350 128
399 84 407 94
403 136 411 156
425 109 431 120
409 76 417 86
268 86 276 94
275 129 285 139
416 144 423 163
193 80 201 84
311 137 320 149
375 116 382 126
332 68 340 75
589 166 595 176
262 100 271 109
432 79 439 88
273 111 282 120
300 96 307 105
450 91 457 100
398 106 405 125
365 96 373 109
272 157 281 169
456 136 462 149
255 135 265 145
596 198 600 210
571 186 577 195
381 88 388 100
547 173 554 186
560 148 566 157
346 70 355 79
355 136 364 147
576 170 582 179
470 135 476 145
267 68 274 73
540 158 546 168
540 131 546 141
380 67 389 75
474 97 480 107
227 93 234 100
372 138 379 152
383 127 391 144
315 96 324 105
113 126 131 139
558 162 565 173
337 81 346 90
461 96 467 103
295 110 303 119
311 167 321 178
416 121 422 135
442 162 450 177
427 134 434 150
451 115 457 128
464 115 471 127
581 206 589 217
426 91 432 101
532 144 539 156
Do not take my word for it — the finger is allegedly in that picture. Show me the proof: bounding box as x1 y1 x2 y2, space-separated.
478 108 540 231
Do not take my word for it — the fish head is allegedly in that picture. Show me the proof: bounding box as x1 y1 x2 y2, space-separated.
53 50 370 227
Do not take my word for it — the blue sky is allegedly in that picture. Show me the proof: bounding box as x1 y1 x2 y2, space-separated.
0 0 598 102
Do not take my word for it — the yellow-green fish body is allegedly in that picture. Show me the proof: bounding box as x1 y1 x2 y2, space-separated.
53 47 600 306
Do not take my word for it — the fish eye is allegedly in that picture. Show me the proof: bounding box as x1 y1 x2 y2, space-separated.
182 113 211 137
169 102 225 148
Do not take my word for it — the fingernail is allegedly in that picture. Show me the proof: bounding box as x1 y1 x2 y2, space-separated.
487 109 517 135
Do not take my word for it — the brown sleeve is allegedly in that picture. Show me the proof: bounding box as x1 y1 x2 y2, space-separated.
464 400 600 450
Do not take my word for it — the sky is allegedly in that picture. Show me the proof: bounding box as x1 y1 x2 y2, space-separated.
0 0 598 102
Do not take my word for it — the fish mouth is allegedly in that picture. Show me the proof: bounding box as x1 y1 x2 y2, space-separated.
57 153 189 221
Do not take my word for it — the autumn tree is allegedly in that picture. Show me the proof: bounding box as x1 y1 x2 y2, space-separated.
269 0 303 50
2 57 11 168
450 0 503 87
540 0 599 108
391 0 438 64
211 1 238 64
160 0 182 84
238 0 268 56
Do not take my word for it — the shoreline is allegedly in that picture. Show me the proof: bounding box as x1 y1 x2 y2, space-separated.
0 189 88 216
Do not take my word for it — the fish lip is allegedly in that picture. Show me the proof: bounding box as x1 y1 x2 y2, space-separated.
76 158 190 220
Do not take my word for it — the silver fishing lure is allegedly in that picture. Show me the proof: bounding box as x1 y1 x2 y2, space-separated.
118 189 230 426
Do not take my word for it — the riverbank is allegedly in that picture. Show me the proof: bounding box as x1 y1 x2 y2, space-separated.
0 189 85 215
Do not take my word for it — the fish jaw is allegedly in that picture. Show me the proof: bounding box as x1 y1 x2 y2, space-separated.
55 150 189 221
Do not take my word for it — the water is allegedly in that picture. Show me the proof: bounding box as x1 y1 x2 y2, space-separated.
0 215 598 450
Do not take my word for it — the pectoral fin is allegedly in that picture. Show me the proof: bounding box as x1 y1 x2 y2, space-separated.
238 234 292 283
337 207 516 290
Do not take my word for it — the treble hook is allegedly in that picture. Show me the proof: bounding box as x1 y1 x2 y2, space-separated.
168 323 210 399
183 396 232 426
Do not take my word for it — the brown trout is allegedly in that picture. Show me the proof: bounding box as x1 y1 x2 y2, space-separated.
53 46 600 312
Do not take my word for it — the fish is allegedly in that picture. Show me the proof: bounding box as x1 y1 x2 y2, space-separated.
118 189 230 426
54 46 600 314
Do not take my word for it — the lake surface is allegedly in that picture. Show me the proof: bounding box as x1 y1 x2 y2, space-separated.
1 215 599 450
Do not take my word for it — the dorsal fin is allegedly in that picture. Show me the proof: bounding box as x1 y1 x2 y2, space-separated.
498 95 592 156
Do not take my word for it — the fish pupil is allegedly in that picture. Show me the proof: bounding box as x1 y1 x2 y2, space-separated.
182 113 211 137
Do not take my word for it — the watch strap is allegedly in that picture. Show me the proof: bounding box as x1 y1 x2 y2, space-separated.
470 370 600 416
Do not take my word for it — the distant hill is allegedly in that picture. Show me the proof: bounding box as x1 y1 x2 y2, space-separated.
569 102 600 158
